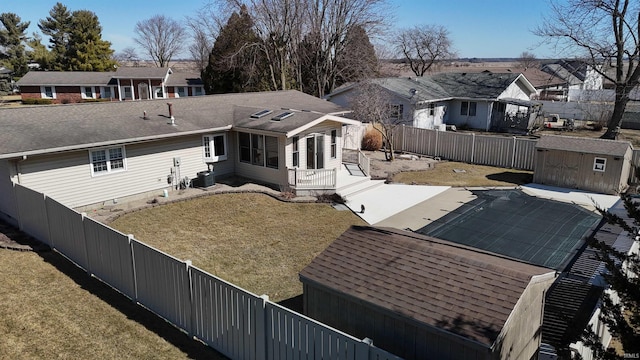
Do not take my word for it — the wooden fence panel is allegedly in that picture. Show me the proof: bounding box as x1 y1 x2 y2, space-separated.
132 239 192 333
83 217 136 299
265 302 369 360
14 184 50 246
45 197 88 270
190 267 263 360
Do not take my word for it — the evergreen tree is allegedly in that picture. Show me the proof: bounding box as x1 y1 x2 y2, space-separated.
202 6 267 94
38 2 72 70
578 195 640 359
26 34 54 70
0 13 30 77
65 10 116 71
336 25 378 86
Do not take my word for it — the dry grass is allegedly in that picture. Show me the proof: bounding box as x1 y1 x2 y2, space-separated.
0 249 226 359
392 161 533 187
109 193 365 302
537 127 640 147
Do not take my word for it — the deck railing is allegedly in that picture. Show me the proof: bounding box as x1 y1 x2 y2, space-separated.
288 168 337 189
343 149 371 177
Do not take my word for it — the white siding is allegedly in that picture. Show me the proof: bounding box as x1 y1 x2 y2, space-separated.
413 103 445 130
289 122 343 170
447 100 492 130
0 159 18 223
17 134 234 207
499 80 531 101
235 133 288 188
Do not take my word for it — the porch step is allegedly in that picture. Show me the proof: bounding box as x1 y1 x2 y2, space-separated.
337 179 386 199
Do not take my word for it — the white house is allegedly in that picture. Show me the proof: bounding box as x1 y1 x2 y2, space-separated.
325 72 539 133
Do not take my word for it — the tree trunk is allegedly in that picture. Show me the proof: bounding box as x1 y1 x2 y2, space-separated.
602 86 630 139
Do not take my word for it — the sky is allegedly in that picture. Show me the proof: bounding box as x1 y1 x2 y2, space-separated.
1 0 560 59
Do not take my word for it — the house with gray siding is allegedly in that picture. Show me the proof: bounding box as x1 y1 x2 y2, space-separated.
0 90 361 226
300 226 556 360
325 72 539 133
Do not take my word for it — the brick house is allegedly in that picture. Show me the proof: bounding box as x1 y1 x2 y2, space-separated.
16 67 205 104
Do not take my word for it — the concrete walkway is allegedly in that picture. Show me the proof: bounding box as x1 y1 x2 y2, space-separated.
340 183 450 225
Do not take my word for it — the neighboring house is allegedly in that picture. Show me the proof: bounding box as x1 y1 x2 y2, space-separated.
533 135 633 195
325 72 539 133
300 226 556 360
0 90 361 225
16 66 205 104
541 60 604 101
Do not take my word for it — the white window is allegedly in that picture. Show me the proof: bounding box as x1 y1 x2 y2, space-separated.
176 87 187 97
153 87 165 99
41 86 56 99
81 86 96 99
193 86 204 96
330 129 337 159
122 86 133 100
428 103 435 116
389 104 403 120
593 157 606 172
238 132 278 168
202 134 227 162
90 146 126 176
292 136 299 167
100 86 113 99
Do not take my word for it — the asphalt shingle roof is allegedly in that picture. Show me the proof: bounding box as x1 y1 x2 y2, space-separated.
0 90 347 158
299 226 553 347
536 135 631 156
113 66 170 78
16 71 115 86
430 72 522 99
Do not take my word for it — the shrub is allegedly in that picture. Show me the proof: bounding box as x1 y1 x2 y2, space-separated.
361 127 382 151
591 122 604 131
22 98 52 105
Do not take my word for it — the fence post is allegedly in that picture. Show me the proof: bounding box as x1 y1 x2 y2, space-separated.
80 212 92 275
511 136 517 169
402 124 405 152
256 294 269 360
186 260 194 339
435 129 439 158
355 338 372 360
128 234 138 302
471 133 476 164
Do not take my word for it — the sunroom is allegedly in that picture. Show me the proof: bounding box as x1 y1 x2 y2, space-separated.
233 108 369 195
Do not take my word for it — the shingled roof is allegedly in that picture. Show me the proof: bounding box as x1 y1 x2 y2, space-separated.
536 135 631 157
17 71 115 86
299 226 554 347
0 90 352 159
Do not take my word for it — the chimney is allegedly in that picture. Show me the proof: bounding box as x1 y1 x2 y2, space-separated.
167 102 175 125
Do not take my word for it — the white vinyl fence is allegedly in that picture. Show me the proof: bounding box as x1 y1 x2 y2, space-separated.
10 182 402 360
394 125 537 170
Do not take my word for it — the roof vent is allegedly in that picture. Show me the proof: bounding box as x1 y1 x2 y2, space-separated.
410 88 417 95
251 109 273 118
272 111 294 121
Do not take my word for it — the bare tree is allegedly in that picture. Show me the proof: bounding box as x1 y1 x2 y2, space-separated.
516 51 538 70
186 3 223 73
395 24 455 77
350 81 410 161
134 15 187 67
113 46 139 66
535 0 640 139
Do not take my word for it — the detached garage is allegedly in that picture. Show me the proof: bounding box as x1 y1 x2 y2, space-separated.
533 135 633 195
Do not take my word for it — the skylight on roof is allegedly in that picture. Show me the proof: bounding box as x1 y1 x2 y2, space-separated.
250 109 273 118
272 111 294 121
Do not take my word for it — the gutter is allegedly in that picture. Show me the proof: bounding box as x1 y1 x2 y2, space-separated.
0 125 232 160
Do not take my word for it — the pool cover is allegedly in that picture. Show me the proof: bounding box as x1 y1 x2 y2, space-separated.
416 189 602 270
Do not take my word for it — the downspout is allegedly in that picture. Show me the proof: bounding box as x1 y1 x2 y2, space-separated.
148 79 152 99
117 79 122 101
130 79 135 100
13 155 27 184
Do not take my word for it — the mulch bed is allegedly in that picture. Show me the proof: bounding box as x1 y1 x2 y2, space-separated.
0 220 50 252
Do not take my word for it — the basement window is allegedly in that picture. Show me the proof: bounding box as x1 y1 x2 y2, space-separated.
90 146 126 176
593 157 606 172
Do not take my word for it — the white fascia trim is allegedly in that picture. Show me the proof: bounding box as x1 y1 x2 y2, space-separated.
286 114 362 138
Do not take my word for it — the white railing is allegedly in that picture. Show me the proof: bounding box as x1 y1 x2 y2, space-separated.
357 151 370 176
288 168 337 189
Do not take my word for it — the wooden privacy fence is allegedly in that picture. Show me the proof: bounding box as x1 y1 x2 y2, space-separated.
393 125 538 170
11 182 401 360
